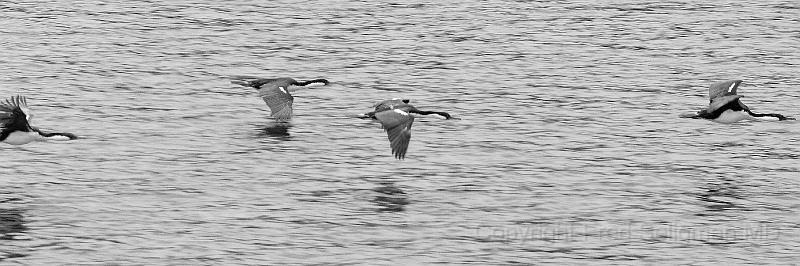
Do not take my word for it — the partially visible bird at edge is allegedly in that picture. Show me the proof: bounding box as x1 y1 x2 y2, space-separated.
1 95 77 145
679 79 794 123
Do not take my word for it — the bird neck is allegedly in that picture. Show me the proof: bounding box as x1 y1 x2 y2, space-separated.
746 110 792 120
408 109 453 119
34 128 78 140
293 79 329 86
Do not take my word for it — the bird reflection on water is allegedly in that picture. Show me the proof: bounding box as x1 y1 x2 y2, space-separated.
371 183 410 212
0 205 29 260
0 208 27 240
695 178 745 214
256 121 293 141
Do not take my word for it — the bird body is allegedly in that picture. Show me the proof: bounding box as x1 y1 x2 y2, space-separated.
230 76 329 120
1 95 77 145
680 80 792 123
372 98 410 113
715 110 755 123
2 131 43 145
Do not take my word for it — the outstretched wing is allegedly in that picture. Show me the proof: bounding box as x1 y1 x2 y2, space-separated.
258 85 294 120
709 80 742 100
0 95 31 130
375 109 414 159
707 80 749 112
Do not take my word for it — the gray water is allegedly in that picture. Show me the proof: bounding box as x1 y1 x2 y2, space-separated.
2 0 799 265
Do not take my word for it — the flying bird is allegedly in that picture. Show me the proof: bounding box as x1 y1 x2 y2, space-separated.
1 95 77 145
361 99 458 159
679 80 793 123
230 76 329 120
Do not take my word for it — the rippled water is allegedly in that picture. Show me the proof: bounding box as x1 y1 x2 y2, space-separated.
2 0 800 264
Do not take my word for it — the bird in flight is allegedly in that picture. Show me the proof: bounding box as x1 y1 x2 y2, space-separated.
230 76 329 120
1 95 77 145
360 99 458 159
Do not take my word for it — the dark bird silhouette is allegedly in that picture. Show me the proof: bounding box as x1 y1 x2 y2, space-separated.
230 76 329 120
679 80 793 123
360 99 458 159
1 95 77 145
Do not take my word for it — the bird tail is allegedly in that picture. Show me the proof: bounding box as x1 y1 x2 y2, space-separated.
230 75 261 87
231 80 250 86
679 110 704 119
354 111 376 119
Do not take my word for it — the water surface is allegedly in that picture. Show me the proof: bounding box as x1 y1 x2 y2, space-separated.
2 0 799 264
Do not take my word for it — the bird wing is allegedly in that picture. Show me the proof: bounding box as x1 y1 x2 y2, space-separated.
709 80 742 100
707 80 752 112
375 109 414 159
707 95 744 113
0 95 31 130
258 85 294 120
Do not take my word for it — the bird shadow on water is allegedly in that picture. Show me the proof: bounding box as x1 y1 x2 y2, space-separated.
693 177 747 215
255 121 293 141
0 195 30 260
370 182 410 212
